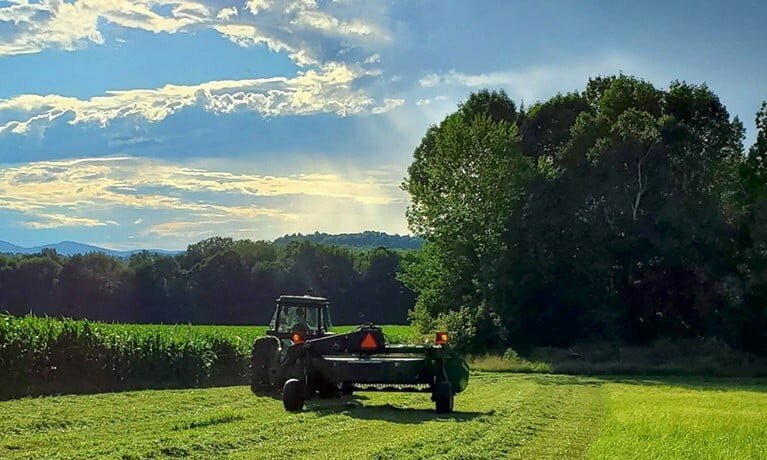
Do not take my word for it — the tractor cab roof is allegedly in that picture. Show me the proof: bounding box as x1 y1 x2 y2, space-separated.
276 295 329 307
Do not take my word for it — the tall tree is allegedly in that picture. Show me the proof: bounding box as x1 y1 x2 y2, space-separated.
402 90 534 342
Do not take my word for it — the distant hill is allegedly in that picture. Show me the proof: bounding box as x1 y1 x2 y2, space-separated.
0 241 179 257
274 231 423 250
0 232 422 257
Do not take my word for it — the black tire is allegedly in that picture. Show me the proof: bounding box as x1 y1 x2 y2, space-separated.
251 338 278 394
341 382 354 396
283 378 305 411
434 381 454 414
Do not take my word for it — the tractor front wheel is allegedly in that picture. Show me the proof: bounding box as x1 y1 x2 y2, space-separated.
283 378 305 411
434 381 454 414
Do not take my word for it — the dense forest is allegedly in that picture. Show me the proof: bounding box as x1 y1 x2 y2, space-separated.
274 231 423 250
0 239 415 325
402 75 767 355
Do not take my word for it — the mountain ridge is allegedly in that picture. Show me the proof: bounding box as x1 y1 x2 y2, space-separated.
0 232 423 256
0 240 178 257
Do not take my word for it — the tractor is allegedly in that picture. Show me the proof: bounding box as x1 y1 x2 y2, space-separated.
250 295 469 413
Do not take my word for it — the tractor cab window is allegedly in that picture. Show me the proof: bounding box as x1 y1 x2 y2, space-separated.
277 306 320 334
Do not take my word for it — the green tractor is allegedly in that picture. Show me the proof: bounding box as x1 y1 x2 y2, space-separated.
250 295 469 413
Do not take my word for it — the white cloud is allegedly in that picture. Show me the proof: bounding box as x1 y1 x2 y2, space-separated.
364 53 380 64
0 156 405 232
0 63 382 134
22 214 117 229
0 0 387 66
245 0 274 15
291 10 375 36
417 53 642 104
0 0 210 56
418 73 442 88
371 98 405 114
416 95 447 106
216 6 238 20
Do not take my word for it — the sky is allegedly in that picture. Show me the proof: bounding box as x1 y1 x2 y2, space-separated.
0 0 765 250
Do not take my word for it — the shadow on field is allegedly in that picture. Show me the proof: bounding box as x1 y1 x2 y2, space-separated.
530 374 605 388
522 373 767 393
312 401 489 424
251 389 371 403
590 375 767 393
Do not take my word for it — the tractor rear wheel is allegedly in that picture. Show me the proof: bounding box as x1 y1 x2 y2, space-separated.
317 379 341 398
250 338 278 394
341 382 354 396
434 381 454 414
283 378 305 411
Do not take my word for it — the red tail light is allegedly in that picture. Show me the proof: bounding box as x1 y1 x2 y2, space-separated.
435 332 449 345
291 332 305 344
360 332 379 350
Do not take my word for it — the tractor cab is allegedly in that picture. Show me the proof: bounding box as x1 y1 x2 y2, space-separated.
268 295 332 344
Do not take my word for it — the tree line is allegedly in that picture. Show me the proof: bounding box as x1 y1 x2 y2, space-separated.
402 75 767 355
0 238 415 325
274 231 423 250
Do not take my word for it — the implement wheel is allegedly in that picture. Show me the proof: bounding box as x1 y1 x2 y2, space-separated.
317 379 341 398
283 378 305 411
250 338 278 394
434 381 454 414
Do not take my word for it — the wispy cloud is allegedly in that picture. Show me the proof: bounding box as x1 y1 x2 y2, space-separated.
418 52 643 104
22 214 117 229
0 63 383 135
416 95 447 106
0 0 209 56
0 156 405 233
0 0 387 66
370 98 405 114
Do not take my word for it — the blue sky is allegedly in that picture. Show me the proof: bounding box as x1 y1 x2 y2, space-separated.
0 0 765 250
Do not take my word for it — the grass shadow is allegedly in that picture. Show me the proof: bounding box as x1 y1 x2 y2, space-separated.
528 374 605 388
590 375 767 393
311 401 491 424
252 389 371 402
511 371 767 393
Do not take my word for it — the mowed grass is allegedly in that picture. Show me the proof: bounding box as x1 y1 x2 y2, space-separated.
1 373 765 459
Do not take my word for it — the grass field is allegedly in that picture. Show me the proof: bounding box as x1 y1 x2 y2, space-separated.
2 373 765 459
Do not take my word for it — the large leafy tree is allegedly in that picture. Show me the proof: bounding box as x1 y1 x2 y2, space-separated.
734 102 767 353
404 76 753 351
402 90 534 346
507 77 745 345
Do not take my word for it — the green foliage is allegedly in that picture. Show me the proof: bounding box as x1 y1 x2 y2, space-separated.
274 231 423 250
0 238 415 326
402 90 534 335
403 77 766 354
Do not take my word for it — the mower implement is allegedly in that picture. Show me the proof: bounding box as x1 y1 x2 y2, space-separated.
250 295 469 413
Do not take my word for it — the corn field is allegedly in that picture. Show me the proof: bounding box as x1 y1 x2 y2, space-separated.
0 315 266 399
0 315 417 400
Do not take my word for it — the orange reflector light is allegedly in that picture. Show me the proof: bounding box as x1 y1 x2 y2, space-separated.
360 332 379 350
436 332 449 345
291 332 305 344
